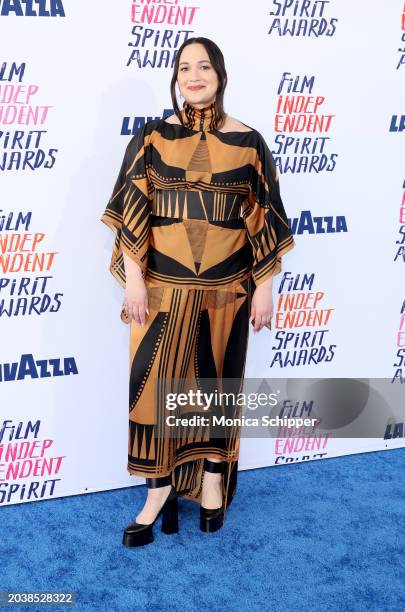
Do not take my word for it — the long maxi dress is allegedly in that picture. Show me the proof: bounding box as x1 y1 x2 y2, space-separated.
100 100 295 521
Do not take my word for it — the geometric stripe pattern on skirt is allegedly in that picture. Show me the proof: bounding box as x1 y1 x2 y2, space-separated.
127 275 252 521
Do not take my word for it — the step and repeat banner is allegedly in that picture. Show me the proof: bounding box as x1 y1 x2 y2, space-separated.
1 1 404 506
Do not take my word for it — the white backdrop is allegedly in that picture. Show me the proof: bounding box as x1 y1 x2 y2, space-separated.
1 0 404 506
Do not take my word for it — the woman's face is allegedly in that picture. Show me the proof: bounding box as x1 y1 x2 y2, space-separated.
177 43 218 107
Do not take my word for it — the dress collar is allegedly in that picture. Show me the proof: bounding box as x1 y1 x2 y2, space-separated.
181 99 219 132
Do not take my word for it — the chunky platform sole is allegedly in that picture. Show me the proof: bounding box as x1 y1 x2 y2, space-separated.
123 528 154 547
200 510 224 533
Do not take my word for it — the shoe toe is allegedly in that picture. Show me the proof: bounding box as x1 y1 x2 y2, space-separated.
124 519 150 534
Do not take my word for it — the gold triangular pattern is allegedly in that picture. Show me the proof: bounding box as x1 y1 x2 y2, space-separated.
182 219 209 273
188 135 212 172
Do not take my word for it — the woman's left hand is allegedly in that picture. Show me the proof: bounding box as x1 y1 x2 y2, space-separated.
250 278 274 332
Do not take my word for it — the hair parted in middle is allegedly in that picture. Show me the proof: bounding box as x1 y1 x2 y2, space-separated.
169 37 228 131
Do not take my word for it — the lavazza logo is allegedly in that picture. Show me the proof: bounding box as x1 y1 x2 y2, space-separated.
0 0 65 16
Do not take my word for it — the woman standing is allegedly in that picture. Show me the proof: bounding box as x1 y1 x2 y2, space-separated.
100 37 295 547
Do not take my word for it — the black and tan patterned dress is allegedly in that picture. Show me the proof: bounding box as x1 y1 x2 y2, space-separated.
100 100 295 521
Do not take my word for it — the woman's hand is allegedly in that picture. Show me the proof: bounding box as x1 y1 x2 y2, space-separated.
123 253 149 326
250 278 274 332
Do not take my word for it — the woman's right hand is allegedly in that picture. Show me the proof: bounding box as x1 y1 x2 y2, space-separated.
122 252 149 326
124 275 149 326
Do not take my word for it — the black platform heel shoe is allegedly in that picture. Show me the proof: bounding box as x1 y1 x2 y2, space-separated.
123 474 178 547
200 458 225 533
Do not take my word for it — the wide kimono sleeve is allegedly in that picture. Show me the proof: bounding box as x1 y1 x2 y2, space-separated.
244 132 296 286
100 123 154 288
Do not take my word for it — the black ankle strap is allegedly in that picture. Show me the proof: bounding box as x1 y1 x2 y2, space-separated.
203 458 224 473
146 475 172 488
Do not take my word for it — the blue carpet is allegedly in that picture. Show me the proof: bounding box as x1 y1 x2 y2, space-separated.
1 448 404 612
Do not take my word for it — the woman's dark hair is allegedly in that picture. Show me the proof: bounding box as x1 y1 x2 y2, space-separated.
169 37 228 130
